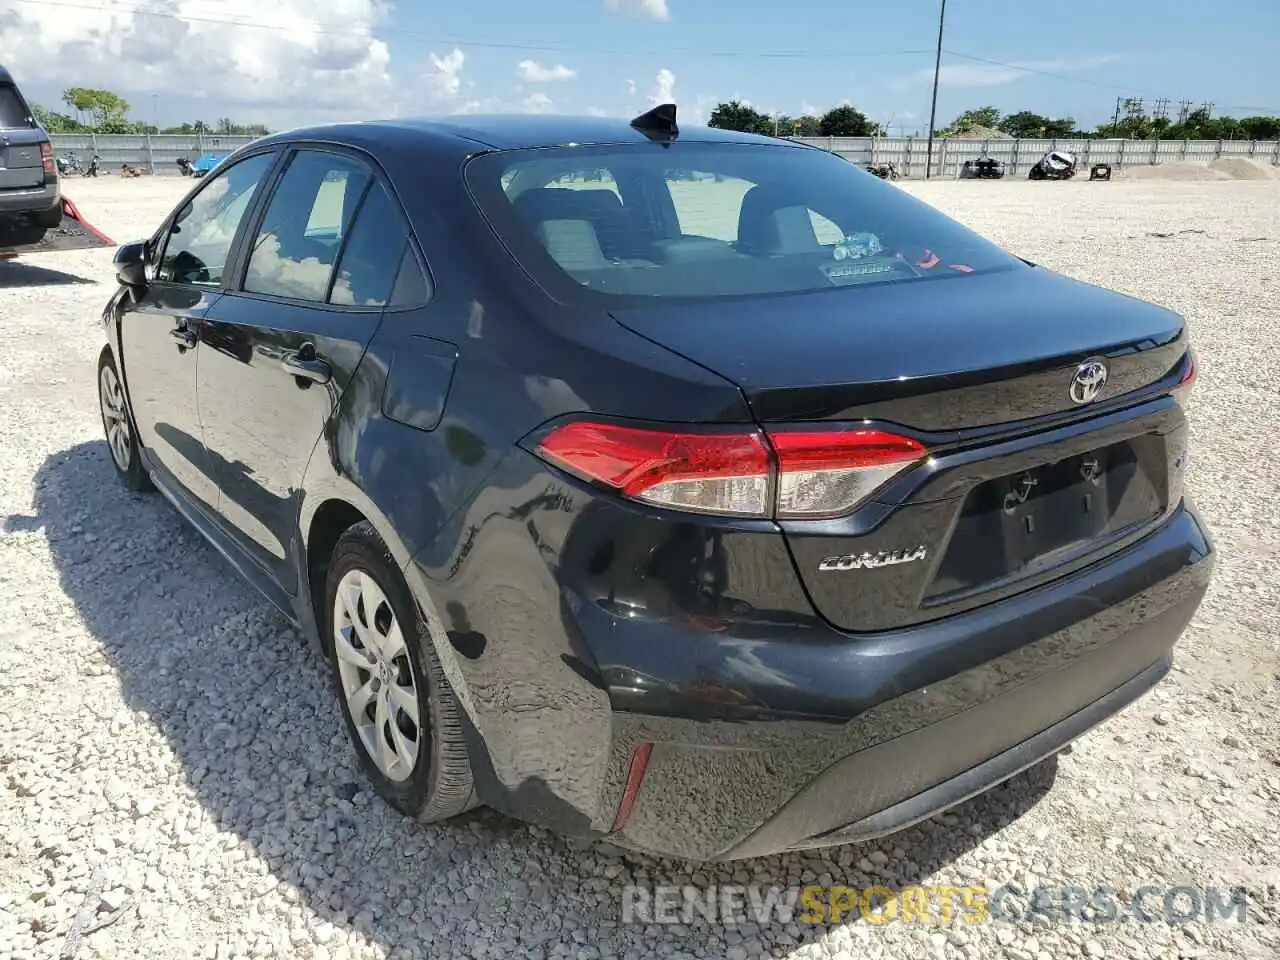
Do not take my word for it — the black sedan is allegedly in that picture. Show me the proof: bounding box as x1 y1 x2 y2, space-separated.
97 106 1213 861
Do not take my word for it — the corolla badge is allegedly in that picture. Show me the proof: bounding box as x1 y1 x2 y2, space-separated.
1069 357 1109 405
818 545 928 572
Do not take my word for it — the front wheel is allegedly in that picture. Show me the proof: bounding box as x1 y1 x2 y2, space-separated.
97 348 153 492
325 522 475 822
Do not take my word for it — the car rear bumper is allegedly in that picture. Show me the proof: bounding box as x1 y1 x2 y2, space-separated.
604 503 1212 860
407 481 1212 862
0 181 60 217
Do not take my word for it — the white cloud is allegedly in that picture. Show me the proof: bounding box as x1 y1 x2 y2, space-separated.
626 79 637 96
605 0 670 21
585 106 610 117
0 0 394 119
900 54 1120 89
517 60 577 83
425 48 466 100
801 102 820 116
649 68 676 106
522 92 554 114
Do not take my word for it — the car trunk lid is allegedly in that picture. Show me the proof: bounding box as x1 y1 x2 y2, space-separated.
611 266 1191 632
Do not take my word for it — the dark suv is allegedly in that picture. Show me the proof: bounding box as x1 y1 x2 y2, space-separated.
0 65 61 248
97 110 1213 861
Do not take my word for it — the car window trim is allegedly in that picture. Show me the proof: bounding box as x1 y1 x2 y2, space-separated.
227 142 420 314
148 147 286 292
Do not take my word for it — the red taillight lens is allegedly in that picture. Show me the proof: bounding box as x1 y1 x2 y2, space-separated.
535 421 773 516
534 420 927 519
767 428 927 518
1172 351 1197 407
40 142 56 177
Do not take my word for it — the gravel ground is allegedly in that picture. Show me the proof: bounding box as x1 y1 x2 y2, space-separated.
1 175 1278 960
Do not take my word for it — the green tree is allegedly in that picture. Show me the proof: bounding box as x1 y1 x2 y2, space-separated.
997 111 1050 138
940 105 1002 136
1042 118 1077 138
60 87 131 129
792 114 821 136
1238 116 1280 140
707 100 773 136
819 104 878 137
32 104 85 133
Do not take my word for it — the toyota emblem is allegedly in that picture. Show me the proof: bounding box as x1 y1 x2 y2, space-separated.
1069 358 1109 405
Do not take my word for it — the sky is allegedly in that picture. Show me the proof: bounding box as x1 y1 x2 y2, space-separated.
1 0 1278 134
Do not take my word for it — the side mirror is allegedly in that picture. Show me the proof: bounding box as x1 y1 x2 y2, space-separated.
114 240 149 288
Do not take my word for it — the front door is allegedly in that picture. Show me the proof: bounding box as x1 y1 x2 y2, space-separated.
197 147 421 593
118 150 277 512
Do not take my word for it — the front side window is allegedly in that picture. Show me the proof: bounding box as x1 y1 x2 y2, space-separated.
158 152 275 286
468 143 1019 303
244 150 373 302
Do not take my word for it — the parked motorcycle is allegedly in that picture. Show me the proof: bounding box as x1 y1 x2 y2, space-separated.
865 161 899 181
176 157 195 176
1028 150 1078 181
55 152 83 176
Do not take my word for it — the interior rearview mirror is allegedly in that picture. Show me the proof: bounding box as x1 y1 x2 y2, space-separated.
114 240 149 288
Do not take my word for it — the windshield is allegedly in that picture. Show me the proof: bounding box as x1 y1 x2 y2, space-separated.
466 141 1019 304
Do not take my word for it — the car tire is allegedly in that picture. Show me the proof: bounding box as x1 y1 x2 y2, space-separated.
324 521 475 822
97 347 153 492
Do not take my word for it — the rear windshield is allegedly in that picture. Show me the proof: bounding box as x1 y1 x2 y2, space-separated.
466 141 1018 304
0 84 35 128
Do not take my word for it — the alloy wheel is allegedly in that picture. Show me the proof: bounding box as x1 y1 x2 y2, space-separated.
333 569 423 782
99 363 132 473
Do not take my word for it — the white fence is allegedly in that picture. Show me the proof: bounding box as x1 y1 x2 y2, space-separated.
793 136 1280 179
49 132 1280 180
49 133 259 174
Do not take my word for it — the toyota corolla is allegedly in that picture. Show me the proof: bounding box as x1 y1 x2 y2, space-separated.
97 106 1213 860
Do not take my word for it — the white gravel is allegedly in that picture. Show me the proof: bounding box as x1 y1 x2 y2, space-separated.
1 175 1278 960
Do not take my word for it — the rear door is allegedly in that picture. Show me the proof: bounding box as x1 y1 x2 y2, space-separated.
0 80 46 191
196 146 426 592
119 150 279 511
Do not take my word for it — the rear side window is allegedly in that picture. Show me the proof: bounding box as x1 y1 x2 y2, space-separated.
244 151 373 302
329 181 430 308
467 143 1018 304
0 84 35 128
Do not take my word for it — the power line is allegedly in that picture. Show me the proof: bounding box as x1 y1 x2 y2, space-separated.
10 0 1279 114
942 51 1280 114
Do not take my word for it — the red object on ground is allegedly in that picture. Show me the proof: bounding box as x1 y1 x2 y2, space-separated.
60 197 115 245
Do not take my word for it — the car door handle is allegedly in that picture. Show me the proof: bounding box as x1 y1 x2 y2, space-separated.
281 349 332 385
169 327 197 350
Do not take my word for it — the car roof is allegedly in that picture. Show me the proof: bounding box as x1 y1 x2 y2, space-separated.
0 66 13 85
256 113 804 154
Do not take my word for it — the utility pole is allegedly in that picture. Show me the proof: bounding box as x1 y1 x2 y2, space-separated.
924 0 947 179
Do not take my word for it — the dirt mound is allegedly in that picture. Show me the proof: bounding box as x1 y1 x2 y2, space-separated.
951 124 1012 140
1208 157 1277 181
1119 163 1230 182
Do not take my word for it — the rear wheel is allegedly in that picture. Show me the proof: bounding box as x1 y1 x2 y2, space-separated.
325 522 475 821
97 347 153 492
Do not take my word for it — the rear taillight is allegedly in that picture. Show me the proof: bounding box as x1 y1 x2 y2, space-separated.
535 421 772 516
534 420 926 518
769 429 927 518
1172 350 1197 407
40 142 56 177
